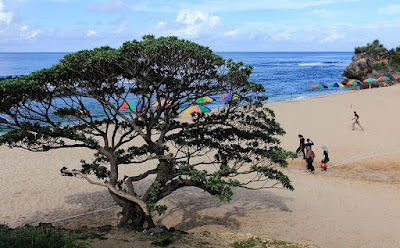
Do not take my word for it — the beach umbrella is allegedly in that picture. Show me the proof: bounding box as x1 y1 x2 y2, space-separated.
377 76 391 81
312 84 328 96
328 82 344 92
397 75 400 79
347 79 361 84
183 105 211 114
151 99 171 108
195 96 216 103
311 84 328 89
220 93 239 100
119 102 137 110
363 78 376 89
282 87 299 101
328 82 344 88
346 81 362 86
363 78 376 82
0 115 10 124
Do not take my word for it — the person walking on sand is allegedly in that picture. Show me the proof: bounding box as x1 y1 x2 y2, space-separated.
321 145 329 172
296 134 306 159
306 146 315 173
352 111 364 131
305 138 314 149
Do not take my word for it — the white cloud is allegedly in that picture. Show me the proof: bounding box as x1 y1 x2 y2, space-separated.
321 31 343 43
271 30 294 41
20 25 41 39
87 30 96 36
224 29 238 37
0 0 12 25
114 20 129 34
309 8 326 15
149 10 223 38
378 5 400 15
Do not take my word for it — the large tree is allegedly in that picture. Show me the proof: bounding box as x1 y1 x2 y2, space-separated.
0 36 294 229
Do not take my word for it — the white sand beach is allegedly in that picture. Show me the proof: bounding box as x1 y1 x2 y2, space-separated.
1 85 400 247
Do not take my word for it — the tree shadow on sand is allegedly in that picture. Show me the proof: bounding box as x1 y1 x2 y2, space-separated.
155 187 292 231
22 190 117 228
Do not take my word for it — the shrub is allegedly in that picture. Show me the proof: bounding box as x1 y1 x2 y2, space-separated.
372 62 386 71
355 39 385 54
0 224 90 248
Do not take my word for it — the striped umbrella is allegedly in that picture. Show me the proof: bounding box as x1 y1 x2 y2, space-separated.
397 75 400 79
0 115 10 124
363 78 376 89
363 78 376 83
328 82 344 88
311 84 328 89
347 81 362 86
329 82 344 92
151 99 171 108
377 76 391 81
195 96 216 103
220 93 239 100
119 102 137 110
183 105 211 114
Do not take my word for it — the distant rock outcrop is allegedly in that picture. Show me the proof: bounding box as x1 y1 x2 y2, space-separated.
343 40 400 81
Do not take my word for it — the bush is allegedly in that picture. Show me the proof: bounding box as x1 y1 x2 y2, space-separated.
372 62 386 71
0 224 90 248
355 39 385 54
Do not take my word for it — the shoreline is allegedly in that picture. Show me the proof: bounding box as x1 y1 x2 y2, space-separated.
1 83 400 247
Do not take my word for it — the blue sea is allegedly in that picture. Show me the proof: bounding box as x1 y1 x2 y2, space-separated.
0 52 353 105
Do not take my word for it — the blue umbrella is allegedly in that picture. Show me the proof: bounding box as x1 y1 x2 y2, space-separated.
282 87 299 101
0 115 10 124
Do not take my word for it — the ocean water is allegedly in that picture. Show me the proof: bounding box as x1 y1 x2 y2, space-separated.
0 52 353 106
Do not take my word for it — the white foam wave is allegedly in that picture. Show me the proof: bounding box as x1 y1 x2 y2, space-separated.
298 62 324 66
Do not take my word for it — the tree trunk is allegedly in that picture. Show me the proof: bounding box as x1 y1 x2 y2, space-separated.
109 190 155 230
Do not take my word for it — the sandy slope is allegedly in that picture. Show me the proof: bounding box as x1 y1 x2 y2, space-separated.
1 85 400 248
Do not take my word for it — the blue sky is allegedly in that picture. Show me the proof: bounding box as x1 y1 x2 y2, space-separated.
0 0 399 52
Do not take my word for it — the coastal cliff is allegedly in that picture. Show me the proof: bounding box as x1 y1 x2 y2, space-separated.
343 40 400 81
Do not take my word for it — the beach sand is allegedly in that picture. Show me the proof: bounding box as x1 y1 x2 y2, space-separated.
1 85 400 247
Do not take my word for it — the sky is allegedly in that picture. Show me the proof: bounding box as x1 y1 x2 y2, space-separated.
0 0 399 52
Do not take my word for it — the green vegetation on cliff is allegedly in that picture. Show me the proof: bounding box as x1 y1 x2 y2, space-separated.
354 39 386 54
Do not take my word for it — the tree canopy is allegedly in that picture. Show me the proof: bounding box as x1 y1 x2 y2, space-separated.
0 35 294 229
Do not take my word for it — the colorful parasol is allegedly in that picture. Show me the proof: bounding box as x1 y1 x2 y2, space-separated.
328 82 344 88
183 105 211 114
0 115 11 124
397 75 400 79
311 84 328 89
195 96 216 103
220 93 239 100
347 81 362 86
377 76 391 81
119 102 137 110
151 99 171 108
363 78 376 83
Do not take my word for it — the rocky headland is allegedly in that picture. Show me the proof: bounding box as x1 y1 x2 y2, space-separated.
343 40 400 87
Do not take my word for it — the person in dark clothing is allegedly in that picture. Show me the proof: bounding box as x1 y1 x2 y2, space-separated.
321 145 329 171
296 134 306 159
306 146 315 173
352 111 364 131
305 138 314 149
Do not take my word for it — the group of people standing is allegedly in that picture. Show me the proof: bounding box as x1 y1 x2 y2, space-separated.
296 134 329 174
